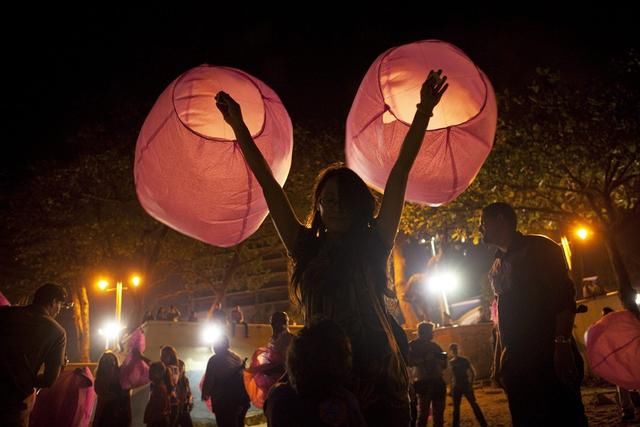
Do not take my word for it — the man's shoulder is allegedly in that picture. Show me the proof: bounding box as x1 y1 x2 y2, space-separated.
455 356 470 365
39 313 66 337
428 341 443 352
522 234 560 251
0 306 64 335
408 338 421 347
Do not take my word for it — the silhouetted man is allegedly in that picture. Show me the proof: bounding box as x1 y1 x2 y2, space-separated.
201 336 249 427
408 322 446 427
448 343 487 427
0 283 69 426
481 202 587 426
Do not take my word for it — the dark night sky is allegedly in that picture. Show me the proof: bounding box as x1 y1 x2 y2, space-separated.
2 11 637 186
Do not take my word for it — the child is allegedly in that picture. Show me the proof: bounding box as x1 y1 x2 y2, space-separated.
94 351 131 426
144 361 171 427
175 359 194 427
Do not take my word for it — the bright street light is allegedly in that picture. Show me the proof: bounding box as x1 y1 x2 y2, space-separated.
428 271 459 294
575 227 590 240
98 321 125 350
201 323 223 345
425 269 459 326
97 273 142 324
131 275 141 287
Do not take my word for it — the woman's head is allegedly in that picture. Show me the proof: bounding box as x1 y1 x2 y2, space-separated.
96 351 119 380
149 361 166 384
160 345 178 366
309 163 376 235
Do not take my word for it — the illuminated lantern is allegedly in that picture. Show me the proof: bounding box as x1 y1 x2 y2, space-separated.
135 65 293 247
346 40 496 205
586 310 640 389
243 346 283 408
119 327 150 390
29 367 96 427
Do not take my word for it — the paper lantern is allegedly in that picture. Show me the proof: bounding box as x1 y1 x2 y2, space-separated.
29 367 96 427
346 40 496 205
119 328 150 389
135 65 293 247
243 346 283 409
0 291 9 306
586 310 640 389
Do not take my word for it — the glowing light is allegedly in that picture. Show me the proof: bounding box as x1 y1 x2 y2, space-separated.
98 322 124 340
201 323 223 344
428 271 459 294
576 227 590 240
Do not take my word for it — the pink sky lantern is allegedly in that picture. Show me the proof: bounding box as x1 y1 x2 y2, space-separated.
0 291 10 306
346 40 497 205
586 310 640 390
135 65 293 247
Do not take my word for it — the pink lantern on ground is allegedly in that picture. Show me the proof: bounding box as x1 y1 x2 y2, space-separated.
0 291 10 306
346 40 497 205
586 310 640 389
135 65 293 247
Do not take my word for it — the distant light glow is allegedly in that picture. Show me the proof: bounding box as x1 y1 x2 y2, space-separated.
201 323 223 344
576 227 590 240
131 275 141 287
428 271 459 294
98 280 109 290
98 322 124 340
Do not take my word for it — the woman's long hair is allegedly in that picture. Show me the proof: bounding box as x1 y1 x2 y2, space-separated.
95 351 119 388
160 345 178 366
290 163 377 306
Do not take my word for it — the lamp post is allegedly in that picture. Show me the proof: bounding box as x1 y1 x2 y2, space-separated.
561 226 593 298
97 274 142 349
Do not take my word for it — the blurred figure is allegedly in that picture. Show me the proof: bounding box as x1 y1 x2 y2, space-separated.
144 362 171 427
160 346 180 425
408 322 446 427
230 305 249 338
448 343 487 427
243 312 294 409
93 351 132 427
175 360 193 427
156 307 168 321
167 305 181 322
265 318 366 426
202 336 249 427
143 310 155 322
